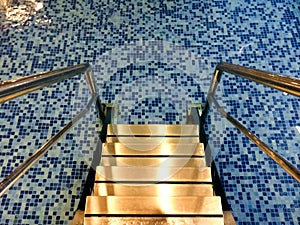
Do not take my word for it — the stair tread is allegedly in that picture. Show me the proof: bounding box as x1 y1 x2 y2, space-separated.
102 142 204 156
93 183 213 196
85 196 223 216
95 166 211 183
100 157 206 167
84 217 224 225
107 124 199 137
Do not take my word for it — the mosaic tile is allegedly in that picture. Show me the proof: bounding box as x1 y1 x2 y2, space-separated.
0 0 299 224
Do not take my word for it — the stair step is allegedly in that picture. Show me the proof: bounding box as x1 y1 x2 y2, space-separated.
95 166 211 183
102 142 204 156
84 217 224 225
85 196 223 216
93 183 213 196
106 136 200 144
100 156 206 167
80 122 225 224
107 124 199 137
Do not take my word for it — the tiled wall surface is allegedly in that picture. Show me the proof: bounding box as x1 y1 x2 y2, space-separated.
0 0 299 224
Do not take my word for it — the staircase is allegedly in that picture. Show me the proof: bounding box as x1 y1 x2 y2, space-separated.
2 63 298 225
84 124 224 224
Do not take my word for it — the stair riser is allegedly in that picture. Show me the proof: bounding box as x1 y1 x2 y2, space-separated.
84 217 224 225
106 137 200 144
100 157 206 167
102 143 204 156
93 183 213 196
107 124 199 137
85 196 223 216
95 166 212 183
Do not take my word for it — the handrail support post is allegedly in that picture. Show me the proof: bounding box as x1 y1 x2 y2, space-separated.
84 67 105 123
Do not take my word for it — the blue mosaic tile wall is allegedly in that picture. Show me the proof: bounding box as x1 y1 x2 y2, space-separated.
0 0 299 224
207 75 300 224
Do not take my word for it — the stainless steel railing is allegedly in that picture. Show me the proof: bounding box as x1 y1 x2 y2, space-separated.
201 62 300 182
0 64 103 197
1 61 299 198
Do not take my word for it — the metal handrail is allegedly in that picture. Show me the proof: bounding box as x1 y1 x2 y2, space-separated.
0 64 103 197
202 62 300 182
0 64 88 102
